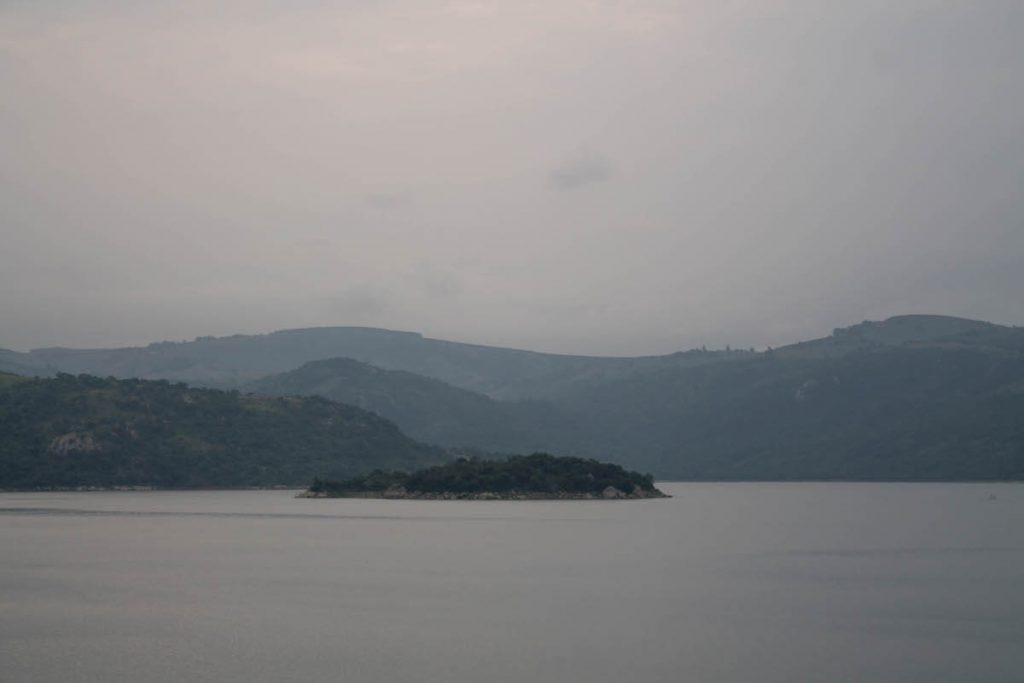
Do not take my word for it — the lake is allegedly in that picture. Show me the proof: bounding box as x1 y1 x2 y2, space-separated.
1 483 1022 682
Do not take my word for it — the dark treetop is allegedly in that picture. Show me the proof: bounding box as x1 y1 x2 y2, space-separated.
307 453 667 499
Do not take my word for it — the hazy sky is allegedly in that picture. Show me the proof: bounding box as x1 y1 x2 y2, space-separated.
2 1 1022 355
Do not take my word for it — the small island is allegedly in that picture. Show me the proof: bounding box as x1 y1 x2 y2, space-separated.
301 453 668 500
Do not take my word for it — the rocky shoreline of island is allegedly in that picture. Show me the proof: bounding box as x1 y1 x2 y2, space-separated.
298 484 668 500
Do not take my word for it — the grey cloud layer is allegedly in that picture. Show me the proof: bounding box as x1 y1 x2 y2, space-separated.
1 1 1022 354
550 150 614 190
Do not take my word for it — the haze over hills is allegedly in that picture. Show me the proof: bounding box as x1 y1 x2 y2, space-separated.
246 358 563 454
772 315 1013 359
573 344 1024 480
2 314 1023 481
0 325 746 399
1 315 1009 394
574 316 1024 478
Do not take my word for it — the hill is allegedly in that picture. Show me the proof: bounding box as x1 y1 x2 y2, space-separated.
243 319 1024 480
246 357 565 452
3 315 1023 481
774 315 1008 359
563 341 1024 480
1 315 1004 399
0 326 742 399
0 373 445 489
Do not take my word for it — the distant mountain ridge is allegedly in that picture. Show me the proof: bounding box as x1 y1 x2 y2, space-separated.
3 314 1022 481
1 315 1009 397
0 325 745 399
775 315 1009 359
246 357 562 453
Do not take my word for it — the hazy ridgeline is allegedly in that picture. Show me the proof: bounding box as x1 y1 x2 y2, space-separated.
2 314 1023 485
2 2 1021 680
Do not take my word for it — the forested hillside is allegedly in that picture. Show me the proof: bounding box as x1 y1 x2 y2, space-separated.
0 372 445 489
3 315 1023 482
566 344 1024 479
246 357 570 452
242 318 1024 480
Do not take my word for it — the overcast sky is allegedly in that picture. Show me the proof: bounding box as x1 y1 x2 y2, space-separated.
1 1 1022 355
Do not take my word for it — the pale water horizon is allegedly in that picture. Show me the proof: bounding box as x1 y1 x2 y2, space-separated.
2 483 1022 682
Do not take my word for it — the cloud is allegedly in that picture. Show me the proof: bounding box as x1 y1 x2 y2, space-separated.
548 150 615 190
409 265 463 300
364 190 414 210
323 288 391 321
1 1 1022 355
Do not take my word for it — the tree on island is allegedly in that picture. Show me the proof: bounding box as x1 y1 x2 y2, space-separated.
308 453 666 498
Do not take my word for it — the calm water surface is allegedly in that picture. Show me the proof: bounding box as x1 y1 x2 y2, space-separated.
1 483 1022 682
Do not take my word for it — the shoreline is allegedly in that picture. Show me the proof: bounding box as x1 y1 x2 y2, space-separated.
298 488 670 500
0 485 300 493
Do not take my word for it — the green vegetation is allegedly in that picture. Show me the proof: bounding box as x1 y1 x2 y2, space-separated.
309 453 664 498
0 371 30 389
4 315 1024 482
0 373 445 489
252 326 1024 480
565 345 1024 480
247 357 560 452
